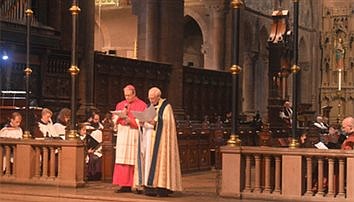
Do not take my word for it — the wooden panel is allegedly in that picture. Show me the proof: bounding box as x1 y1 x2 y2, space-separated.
101 128 115 182
94 53 171 113
183 66 232 121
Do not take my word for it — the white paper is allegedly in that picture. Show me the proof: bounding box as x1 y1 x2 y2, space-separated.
314 141 328 150
110 110 127 118
132 105 156 122
90 130 102 143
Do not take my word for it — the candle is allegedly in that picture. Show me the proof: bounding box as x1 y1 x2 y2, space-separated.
338 69 342 91
133 40 137 59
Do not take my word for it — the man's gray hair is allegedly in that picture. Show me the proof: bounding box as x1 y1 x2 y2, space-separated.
149 87 161 97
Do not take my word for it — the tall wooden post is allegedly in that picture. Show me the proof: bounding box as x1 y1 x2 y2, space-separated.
67 0 81 140
23 0 33 139
289 0 300 148
227 0 243 147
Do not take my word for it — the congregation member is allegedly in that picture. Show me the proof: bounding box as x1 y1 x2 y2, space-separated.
0 112 23 139
137 87 182 197
53 108 71 140
313 115 328 135
88 111 104 130
78 123 102 180
0 112 23 172
87 113 103 180
32 108 58 138
112 84 146 192
279 101 293 128
341 116 354 150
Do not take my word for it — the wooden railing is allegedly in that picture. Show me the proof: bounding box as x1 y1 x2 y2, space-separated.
220 146 354 201
0 138 85 187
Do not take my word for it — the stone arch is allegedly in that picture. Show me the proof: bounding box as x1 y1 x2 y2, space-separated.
94 14 112 51
184 8 208 45
184 8 209 68
183 15 204 67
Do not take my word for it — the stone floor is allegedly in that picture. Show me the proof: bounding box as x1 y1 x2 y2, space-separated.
0 170 263 202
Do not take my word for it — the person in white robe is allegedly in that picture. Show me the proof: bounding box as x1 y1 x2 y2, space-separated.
136 87 182 197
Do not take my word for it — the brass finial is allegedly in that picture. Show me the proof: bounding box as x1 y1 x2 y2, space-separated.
291 64 300 73
69 65 80 76
231 0 244 9
69 5 81 15
25 9 33 16
289 138 299 148
66 129 78 140
227 133 241 147
24 66 32 76
230 64 242 75
22 130 32 139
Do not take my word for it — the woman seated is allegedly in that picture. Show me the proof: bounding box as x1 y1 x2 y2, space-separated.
53 108 71 140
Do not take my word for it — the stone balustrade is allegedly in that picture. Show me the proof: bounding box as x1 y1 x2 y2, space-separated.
0 138 85 187
220 145 354 201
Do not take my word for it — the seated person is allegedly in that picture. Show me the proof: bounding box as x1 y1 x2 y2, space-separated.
313 116 328 135
0 112 23 172
325 125 341 149
32 108 59 139
0 112 23 139
341 117 354 150
53 108 71 140
79 122 102 181
88 111 104 130
279 101 292 128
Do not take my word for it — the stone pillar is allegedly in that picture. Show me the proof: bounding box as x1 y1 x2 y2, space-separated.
282 154 302 197
77 0 96 119
242 52 255 112
59 140 85 187
15 143 35 180
201 42 212 68
208 3 226 70
347 157 354 199
160 0 184 115
135 0 184 115
145 0 159 61
220 146 242 198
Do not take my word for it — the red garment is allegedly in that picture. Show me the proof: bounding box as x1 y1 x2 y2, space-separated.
113 96 146 187
342 134 354 150
115 98 146 129
112 164 134 186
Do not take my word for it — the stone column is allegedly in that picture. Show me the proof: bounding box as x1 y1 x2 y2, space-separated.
220 146 242 198
145 0 159 61
201 43 212 68
135 0 184 116
159 0 184 116
77 0 96 119
242 52 255 112
208 4 226 70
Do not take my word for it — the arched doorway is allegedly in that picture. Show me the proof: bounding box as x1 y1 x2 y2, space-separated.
183 16 204 68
